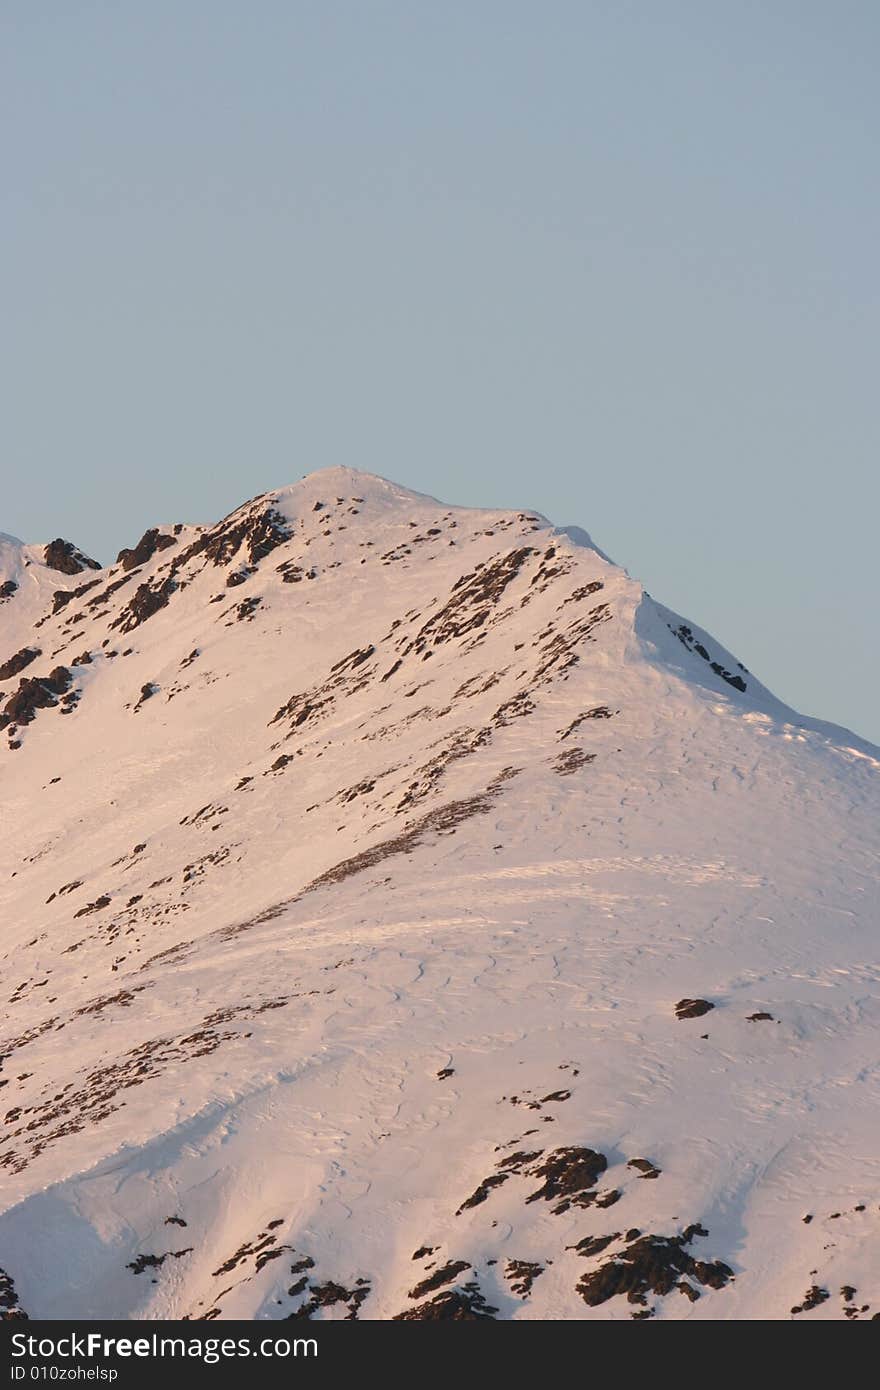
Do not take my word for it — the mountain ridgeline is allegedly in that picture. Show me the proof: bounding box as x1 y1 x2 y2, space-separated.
0 468 877 1321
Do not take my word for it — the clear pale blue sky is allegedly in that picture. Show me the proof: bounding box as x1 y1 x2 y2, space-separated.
3 2 878 741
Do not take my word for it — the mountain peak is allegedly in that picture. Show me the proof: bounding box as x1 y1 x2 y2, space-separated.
269 465 549 528
0 474 876 1320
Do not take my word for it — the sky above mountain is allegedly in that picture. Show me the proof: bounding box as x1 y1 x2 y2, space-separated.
3 2 878 742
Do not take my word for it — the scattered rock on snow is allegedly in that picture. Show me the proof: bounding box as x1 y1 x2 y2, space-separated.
675 998 715 1020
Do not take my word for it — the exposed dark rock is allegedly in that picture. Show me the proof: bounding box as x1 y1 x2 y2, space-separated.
400 548 537 655
43 539 101 575
51 577 101 614
567 1233 620 1258
0 647 41 681
492 691 535 727
212 1234 280 1277
497 1149 544 1171
226 568 251 588
577 1226 732 1307
0 667 73 731
791 1285 830 1315
559 706 616 739
554 747 597 777
233 596 261 621
49 879 82 901
331 645 374 672
526 1147 608 1213
670 624 747 693
0 581 18 601
456 1173 510 1214
0 1014 252 1173
302 768 520 895
128 1249 193 1274
288 1279 370 1321
74 987 146 1019
747 1012 774 1022
532 603 611 685
255 1247 290 1272
134 683 159 712
112 576 178 634
272 690 333 732
394 1288 497 1320
675 998 714 1020
184 503 292 573
116 528 177 572
84 571 140 614
409 1261 471 1300
505 1260 544 1296
710 661 746 692
396 727 492 813
0 1266 27 1319
628 1158 661 1180
73 895 112 918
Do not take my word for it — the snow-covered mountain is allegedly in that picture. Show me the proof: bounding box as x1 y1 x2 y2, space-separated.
1 467 877 1322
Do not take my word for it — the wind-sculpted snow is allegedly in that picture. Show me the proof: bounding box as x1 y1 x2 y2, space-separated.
0 467 877 1320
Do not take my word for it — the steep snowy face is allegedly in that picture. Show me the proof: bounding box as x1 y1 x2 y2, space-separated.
0 532 101 644
0 467 877 1323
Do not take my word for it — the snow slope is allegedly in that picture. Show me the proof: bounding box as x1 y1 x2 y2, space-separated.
0 467 877 1321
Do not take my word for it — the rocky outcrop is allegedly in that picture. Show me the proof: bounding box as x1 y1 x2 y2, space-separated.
0 666 73 731
0 647 41 682
43 539 101 575
0 1266 28 1320
116 528 178 572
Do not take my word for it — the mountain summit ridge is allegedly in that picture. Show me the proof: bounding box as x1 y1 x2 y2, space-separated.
0 468 877 1320
3 466 873 757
